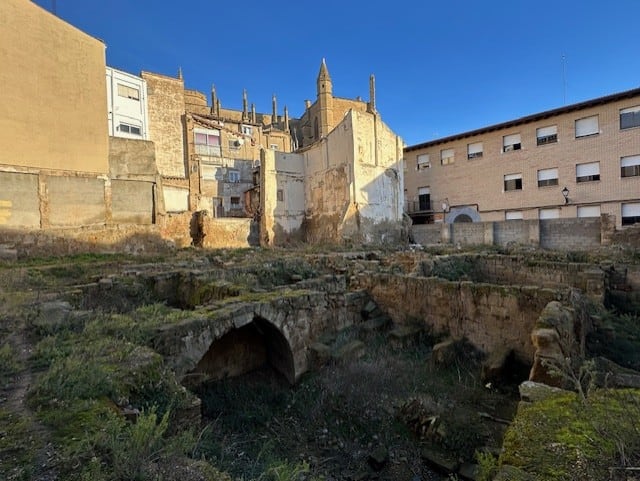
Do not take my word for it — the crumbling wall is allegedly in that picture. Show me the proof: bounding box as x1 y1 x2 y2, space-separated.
0 172 40 228
260 149 305 246
354 273 566 363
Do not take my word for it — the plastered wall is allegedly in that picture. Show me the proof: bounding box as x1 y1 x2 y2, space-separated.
0 0 108 173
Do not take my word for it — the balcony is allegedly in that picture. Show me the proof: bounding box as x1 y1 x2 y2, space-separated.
195 144 222 157
406 199 432 214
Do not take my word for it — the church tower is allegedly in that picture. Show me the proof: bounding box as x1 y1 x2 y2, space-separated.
316 58 333 139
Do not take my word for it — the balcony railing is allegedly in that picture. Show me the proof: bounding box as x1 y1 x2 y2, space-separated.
195 144 222 157
406 200 432 214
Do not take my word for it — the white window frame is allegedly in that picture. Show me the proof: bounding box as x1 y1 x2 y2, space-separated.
467 142 483 159
621 155 640 178
118 122 142 136
577 205 601 218
622 202 640 226
417 154 431 170
575 115 599 138
536 125 558 146
539 208 560 220
241 125 253 135
504 173 522 191
441 148 454 165
503 133 522 152
194 128 221 157
117 83 140 101
537 168 559 187
620 106 640 130
576 162 600 183
505 210 523 220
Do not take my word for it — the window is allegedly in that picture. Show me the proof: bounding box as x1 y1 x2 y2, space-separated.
621 155 640 178
195 128 221 157
539 208 560 219
503 133 521 152
575 115 599 138
441 148 454 165
536 125 557 145
230 196 240 207
576 162 600 183
577 205 601 218
241 125 253 135
620 106 640 130
277 189 284 202
622 202 640 226
228 139 240 150
270 144 279 150
417 154 430 170
118 123 141 136
504 173 522 191
228 170 240 183
117 83 140 101
537 168 559 187
418 187 431 211
467 142 483 159
505 211 523 220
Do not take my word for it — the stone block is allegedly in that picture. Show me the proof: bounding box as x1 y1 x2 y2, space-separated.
333 340 365 362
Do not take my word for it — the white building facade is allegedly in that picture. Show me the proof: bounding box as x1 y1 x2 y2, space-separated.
106 67 149 140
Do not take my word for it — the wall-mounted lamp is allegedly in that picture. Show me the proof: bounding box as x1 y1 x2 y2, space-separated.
561 187 569 204
441 198 450 213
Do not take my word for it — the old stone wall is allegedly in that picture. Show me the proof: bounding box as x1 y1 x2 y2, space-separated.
158 212 257 249
142 71 186 178
111 180 154 225
354 273 566 363
109 137 158 178
0 172 40 228
149 275 369 383
260 150 306 246
0 224 171 257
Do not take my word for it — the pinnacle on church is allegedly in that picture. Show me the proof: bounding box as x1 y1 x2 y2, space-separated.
317 58 331 81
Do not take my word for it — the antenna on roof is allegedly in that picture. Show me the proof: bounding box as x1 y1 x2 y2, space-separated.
561 54 567 105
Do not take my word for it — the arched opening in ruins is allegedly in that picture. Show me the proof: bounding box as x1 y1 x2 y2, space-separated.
186 316 296 386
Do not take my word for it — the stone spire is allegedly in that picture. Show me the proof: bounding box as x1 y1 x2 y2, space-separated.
251 103 256 123
284 106 290 133
210 84 217 116
272 94 278 126
367 74 376 113
317 58 332 96
177 67 183 80
216 99 221 118
242 89 248 122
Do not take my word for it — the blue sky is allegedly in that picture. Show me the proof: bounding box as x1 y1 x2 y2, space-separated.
34 0 640 146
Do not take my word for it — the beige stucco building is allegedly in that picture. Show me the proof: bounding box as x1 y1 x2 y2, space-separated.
404 88 640 228
0 0 108 175
0 0 161 233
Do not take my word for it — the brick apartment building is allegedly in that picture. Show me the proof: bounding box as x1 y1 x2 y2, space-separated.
404 88 640 228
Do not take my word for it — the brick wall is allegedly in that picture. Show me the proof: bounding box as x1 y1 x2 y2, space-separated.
539 218 601 250
411 218 604 251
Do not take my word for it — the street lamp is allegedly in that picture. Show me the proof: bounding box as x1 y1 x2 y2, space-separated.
562 187 569 204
